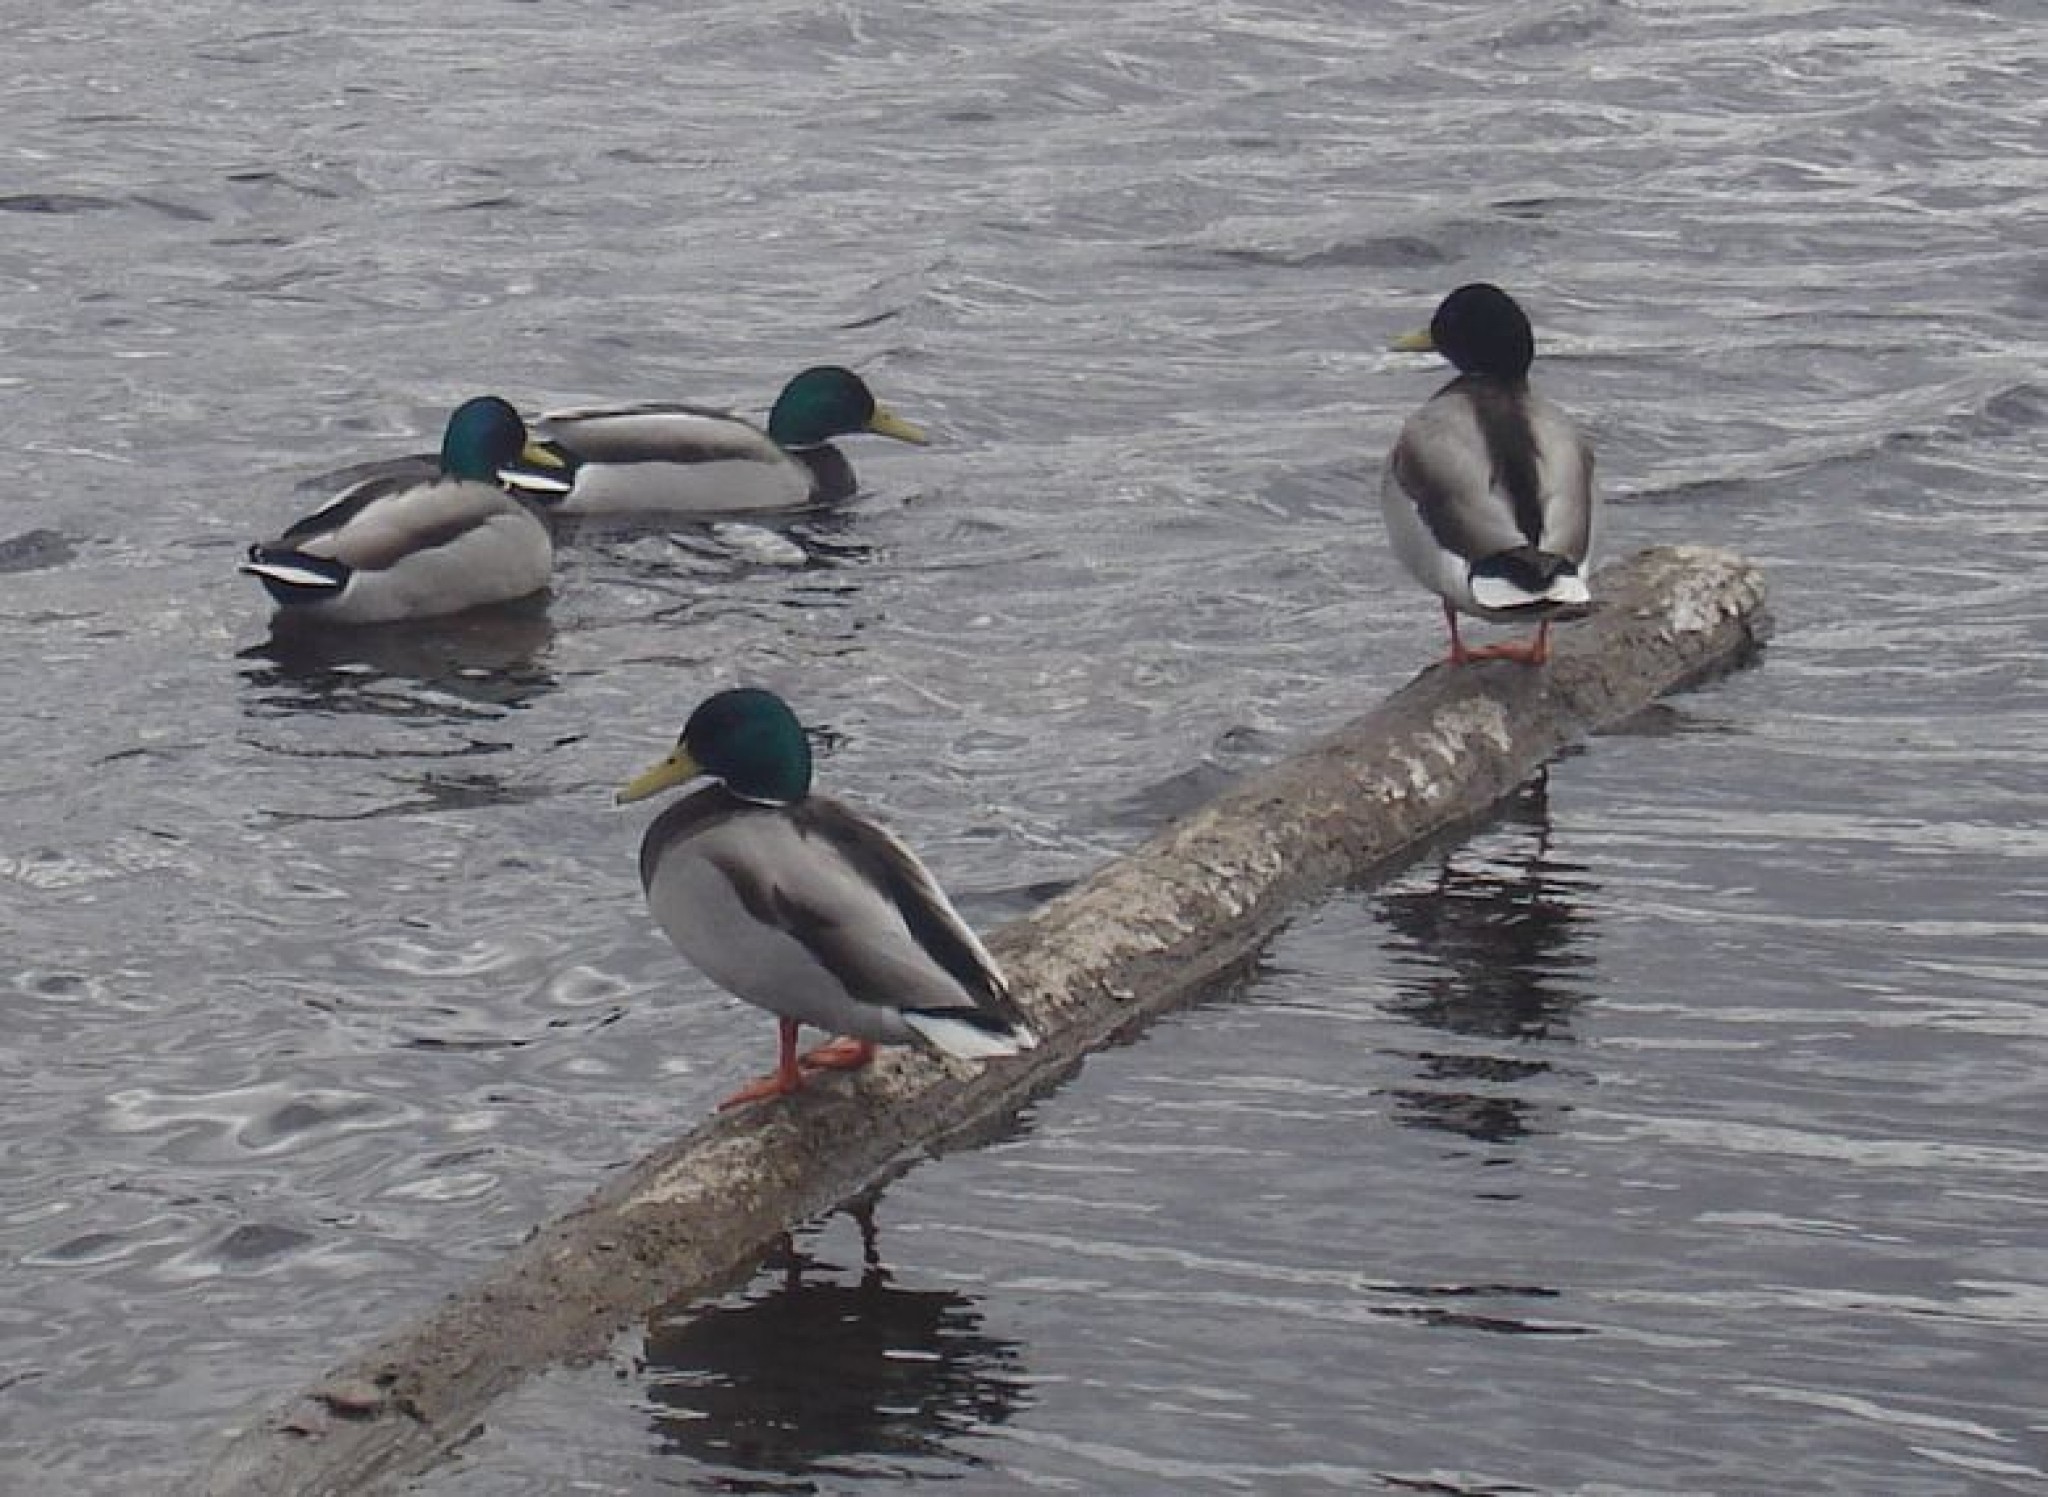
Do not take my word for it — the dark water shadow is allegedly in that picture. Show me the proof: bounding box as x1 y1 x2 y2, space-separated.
1103 721 1285 830
233 606 565 820
236 602 560 721
0 527 80 575
1372 773 1598 1144
641 1199 1029 1490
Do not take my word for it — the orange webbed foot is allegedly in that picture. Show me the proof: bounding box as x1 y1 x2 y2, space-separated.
1449 638 1549 665
718 1018 808 1109
1445 615 1552 666
716 1069 805 1110
798 1036 877 1073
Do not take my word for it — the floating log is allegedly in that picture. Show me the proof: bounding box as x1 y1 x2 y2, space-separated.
181 544 1768 1497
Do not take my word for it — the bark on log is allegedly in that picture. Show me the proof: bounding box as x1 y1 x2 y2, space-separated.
181 544 1768 1497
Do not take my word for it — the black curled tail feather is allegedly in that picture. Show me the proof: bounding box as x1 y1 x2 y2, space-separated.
241 545 351 605
1473 544 1577 594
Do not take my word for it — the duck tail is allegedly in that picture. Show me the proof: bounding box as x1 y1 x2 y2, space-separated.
498 452 575 502
241 545 350 604
1470 545 1590 612
902 1007 1039 1060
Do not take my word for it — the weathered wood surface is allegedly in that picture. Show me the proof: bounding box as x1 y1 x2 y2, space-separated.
182 545 1768 1497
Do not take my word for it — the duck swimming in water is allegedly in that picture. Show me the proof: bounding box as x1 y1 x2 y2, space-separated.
505 366 929 515
242 395 566 626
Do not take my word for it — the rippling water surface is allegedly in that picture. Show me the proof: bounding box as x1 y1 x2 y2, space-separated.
3 0 2043 1492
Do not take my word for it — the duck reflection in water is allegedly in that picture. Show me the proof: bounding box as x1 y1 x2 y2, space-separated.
237 601 559 721
1373 772 1597 1143
235 607 562 820
641 1199 1028 1487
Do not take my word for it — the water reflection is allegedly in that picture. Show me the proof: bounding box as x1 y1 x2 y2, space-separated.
641 1201 1028 1489
1373 774 1597 1143
558 506 876 571
236 603 559 720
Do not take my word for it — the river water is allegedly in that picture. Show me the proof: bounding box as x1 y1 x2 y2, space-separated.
3 0 2043 1492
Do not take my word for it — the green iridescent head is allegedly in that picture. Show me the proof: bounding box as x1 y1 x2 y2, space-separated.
765 366 930 450
438 395 562 482
617 687 814 806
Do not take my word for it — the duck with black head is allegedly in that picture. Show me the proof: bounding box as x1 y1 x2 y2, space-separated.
1380 283 1597 665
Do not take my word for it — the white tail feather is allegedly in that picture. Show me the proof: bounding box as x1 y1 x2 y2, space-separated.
1471 570 1589 611
500 467 574 496
902 1010 1038 1060
1470 574 1535 610
241 558 343 591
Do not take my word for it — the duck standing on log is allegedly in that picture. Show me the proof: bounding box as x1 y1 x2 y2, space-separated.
617 688 1037 1109
1380 283 1597 665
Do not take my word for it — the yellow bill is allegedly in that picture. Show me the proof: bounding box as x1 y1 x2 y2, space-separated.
616 746 704 805
866 404 931 446
1390 328 1437 353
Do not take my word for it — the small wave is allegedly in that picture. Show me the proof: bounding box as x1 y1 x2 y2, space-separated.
0 192 120 215
1209 236 1456 272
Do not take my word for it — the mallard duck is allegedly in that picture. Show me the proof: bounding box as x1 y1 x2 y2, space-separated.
504 365 929 515
1381 284 1596 665
243 396 567 626
617 687 1037 1109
